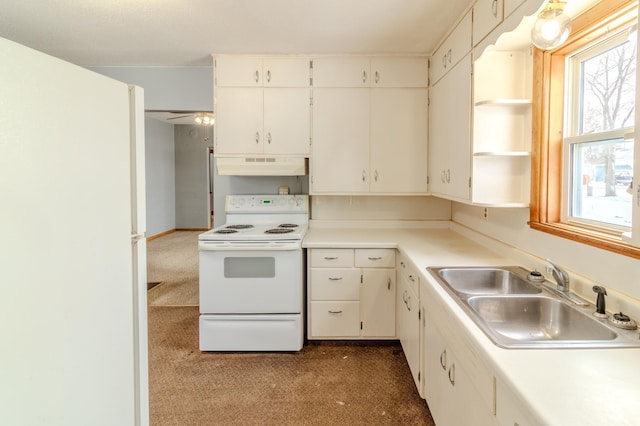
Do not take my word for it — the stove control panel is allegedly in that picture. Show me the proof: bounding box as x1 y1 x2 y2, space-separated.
225 195 309 213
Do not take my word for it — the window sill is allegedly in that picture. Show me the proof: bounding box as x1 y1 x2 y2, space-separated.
529 221 640 259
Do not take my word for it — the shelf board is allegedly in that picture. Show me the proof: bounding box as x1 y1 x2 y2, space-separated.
473 151 531 157
474 99 532 107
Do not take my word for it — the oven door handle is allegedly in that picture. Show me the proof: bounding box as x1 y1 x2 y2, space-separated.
198 241 301 251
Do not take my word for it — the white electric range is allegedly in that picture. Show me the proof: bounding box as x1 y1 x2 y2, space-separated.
198 194 308 351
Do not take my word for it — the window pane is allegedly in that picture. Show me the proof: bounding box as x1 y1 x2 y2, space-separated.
579 38 636 135
570 137 633 227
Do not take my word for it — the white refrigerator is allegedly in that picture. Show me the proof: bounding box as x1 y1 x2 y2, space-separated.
0 38 149 425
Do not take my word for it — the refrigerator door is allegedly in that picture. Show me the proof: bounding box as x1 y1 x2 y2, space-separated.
0 38 148 425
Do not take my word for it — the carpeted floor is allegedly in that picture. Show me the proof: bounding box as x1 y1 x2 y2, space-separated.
147 231 200 306
146 231 435 425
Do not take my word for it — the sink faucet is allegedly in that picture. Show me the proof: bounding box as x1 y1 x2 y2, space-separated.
546 259 570 292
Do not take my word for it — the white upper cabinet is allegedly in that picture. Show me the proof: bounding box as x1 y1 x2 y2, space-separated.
311 56 429 194
214 56 311 156
473 0 504 46
429 53 472 202
216 56 310 87
431 11 472 86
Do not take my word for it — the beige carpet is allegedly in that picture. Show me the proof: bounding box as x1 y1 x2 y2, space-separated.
147 231 200 306
148 306 435 426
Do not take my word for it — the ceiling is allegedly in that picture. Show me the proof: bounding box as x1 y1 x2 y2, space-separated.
0 0 472 67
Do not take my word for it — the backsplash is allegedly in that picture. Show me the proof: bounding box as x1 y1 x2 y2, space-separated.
310 195 451 221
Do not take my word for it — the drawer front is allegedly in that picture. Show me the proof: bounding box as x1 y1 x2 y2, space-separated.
355 248 395 268
397 253 420 296
310 302 360 337
310 268 361 300
310 248 354 267
431 10 472 85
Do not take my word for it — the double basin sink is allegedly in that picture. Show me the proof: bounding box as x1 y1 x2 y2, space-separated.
427 266 640 349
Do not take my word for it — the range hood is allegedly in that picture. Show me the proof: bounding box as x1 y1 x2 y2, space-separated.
216 157 308 176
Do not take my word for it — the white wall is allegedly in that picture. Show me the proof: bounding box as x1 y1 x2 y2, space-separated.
452 203 640 314
175 125 214 229
87 66 213 111
145 118 175 236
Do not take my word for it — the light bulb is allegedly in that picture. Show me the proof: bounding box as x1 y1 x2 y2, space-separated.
531 7 571 50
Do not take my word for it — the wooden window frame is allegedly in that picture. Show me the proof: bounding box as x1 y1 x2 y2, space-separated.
530 0 640 259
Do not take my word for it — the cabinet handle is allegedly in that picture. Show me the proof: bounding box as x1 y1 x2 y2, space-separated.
324 256 338 260
266 69 271 83
328 277 343 281
446 169 451 183
400 261 406 268
409 274 415 282
255 70 259 83
406 295 411 311
492 0 498 17
362 170 367 182
255 132 260 144
374 169 379 182
387 278 391 290
402 290 408 304
362 70 367 83
447 49 452 64
328 310 343 314
267 132 272 144
441 170 446 183
375 71 379 84
440 350 447 370
448 363 456 386
636 184 640 206
367 256 382 261
442 54 447 69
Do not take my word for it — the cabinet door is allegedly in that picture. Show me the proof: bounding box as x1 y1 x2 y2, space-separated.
311 88 370 193
263 88 310 155
371 88 428 193
397 276 421 390
313 57 371 87
429 55 472 201
431 11 472 85
473 0 504 46
215 56 263 87
215 88 263 155
423 316 450 424
370 57 428 88
361 269 395 337
263 57 310 87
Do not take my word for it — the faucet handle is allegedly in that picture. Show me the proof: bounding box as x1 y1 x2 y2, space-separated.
545 258 570 286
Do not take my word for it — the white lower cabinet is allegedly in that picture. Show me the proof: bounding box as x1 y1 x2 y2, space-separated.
396 253 422 393
308 248 395 339
495 377 536 426
424 316 495 426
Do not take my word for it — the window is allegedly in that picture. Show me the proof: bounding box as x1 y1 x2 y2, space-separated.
530 0 640 258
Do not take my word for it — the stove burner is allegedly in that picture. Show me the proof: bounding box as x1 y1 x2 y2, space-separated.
278 224 299 228
225 224 254 230
608 312 638 330
265 228 295 234
214 229 238 234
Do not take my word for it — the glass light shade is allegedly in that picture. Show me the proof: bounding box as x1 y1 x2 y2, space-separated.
531 7 571 50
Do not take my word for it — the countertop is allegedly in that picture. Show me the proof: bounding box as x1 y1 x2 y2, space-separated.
302 222 640 426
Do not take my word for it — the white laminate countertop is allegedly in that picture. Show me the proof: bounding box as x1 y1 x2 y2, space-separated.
302 222 640 426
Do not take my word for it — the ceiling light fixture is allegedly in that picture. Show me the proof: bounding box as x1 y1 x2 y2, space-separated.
531 0 572 50
194 112 215 126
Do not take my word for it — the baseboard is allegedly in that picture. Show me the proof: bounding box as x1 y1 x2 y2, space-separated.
147 229 175 241
175 228 210 232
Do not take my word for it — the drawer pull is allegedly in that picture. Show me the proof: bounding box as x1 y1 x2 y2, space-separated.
328 277 343 281
368 256 383 261
328 310 343 314
440 350 447 370
324 256 338 260
448 363 456 386
387 278 391 290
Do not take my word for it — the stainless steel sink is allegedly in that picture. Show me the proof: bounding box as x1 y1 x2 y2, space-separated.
435 266 541 295
427 266 640 349
467 296 619 348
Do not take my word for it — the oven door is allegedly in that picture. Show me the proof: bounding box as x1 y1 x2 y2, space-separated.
199 241 302 314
